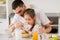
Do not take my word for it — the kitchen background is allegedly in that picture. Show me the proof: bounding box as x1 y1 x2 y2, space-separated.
0 0 60 35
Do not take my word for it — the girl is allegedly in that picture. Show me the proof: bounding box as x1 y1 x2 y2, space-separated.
23 8 49 40
23 8 45 34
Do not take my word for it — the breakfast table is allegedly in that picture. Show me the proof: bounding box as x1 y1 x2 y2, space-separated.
0 34 32 40
0 34 49 40
0 34 60 40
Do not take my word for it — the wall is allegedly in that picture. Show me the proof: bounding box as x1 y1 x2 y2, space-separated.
8 0 60 13
22 0 60 13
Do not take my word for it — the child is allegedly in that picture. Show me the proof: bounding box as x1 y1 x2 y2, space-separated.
23 8 49 40
23 8 45 34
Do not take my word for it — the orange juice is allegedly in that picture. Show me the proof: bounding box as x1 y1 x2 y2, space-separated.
32 32 38 40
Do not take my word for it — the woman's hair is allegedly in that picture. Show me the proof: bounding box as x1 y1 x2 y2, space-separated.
23 8 36 18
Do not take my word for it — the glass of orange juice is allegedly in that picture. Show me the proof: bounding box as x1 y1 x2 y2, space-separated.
32 32 38 40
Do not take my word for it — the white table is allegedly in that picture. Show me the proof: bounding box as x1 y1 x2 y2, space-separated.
0 34 32 40
0 34 51 40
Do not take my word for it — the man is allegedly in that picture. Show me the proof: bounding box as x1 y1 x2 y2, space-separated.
9 0 52 33
9 0 26 32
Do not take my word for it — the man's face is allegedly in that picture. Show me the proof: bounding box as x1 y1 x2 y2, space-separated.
14 5 26 16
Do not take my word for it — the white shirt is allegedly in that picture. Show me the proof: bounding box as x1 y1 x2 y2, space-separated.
33 8 50 25
11 14 26 24
12 8 50 27
22 0 50 26
11 14 32 31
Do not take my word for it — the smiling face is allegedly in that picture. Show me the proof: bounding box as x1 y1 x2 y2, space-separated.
24 13 35 26
23 9 36 26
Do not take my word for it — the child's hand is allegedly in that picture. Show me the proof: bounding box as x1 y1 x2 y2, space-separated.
15 22 24 29
39 27 46 34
